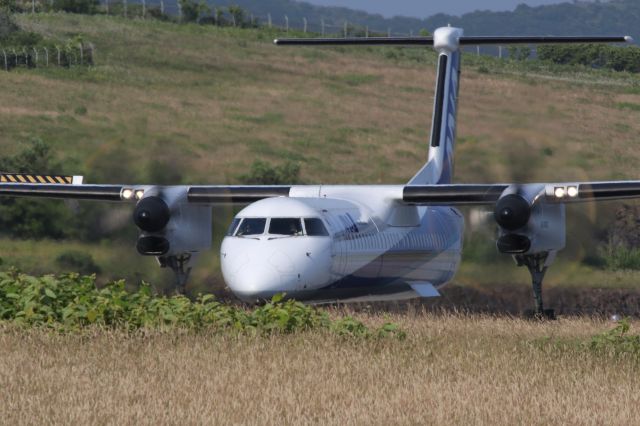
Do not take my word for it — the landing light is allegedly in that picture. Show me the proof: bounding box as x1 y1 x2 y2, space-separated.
567 186 578 198
122 188 134 200
135 190 145 200
554 187 566 198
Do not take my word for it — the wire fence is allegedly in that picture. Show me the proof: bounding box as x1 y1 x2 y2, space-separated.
0 43 94 71
6 1 530 68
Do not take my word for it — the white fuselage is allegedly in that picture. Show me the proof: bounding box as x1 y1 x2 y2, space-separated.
220 186 464 303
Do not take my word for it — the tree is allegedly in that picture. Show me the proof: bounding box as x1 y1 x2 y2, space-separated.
0 10 19 40
239 161 301 185
227 5 245 27
179 0 209 23
0 139 73 239
52 0 99 14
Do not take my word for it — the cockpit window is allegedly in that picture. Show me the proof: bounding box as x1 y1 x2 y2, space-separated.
226 218 241 236
304 218 330 237
236 218 266 236
269 218 303 236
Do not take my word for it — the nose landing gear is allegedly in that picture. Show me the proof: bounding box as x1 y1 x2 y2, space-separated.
514 252 556 320
158 254 194 294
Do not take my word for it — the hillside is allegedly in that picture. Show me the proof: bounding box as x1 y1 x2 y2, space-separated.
2 14 640 292
208 0 640 39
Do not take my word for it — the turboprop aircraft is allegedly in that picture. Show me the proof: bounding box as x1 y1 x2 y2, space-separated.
0 27 635 316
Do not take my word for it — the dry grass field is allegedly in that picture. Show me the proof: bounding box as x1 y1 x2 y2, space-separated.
2 313 640 425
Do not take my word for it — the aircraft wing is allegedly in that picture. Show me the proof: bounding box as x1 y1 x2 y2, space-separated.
0 176 291 204
402 181 640 205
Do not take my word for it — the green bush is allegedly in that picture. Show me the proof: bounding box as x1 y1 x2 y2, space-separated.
55 250 101 275
538 44 640 74
598 242 640 271
52 0 99 14
0 272 405 338
0 10 19 40
587 319 640 356
0 138 74 239
239 160 302 185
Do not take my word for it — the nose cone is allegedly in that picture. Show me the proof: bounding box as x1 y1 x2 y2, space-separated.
221 238 299 303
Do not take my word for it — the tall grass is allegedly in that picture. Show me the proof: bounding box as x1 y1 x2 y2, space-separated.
1 314 640 424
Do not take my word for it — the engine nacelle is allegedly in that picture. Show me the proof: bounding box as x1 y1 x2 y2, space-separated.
133 187 212 257
494 184 566 255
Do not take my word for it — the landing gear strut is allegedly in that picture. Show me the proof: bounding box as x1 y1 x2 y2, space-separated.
514 252 556 320
158 254 193 294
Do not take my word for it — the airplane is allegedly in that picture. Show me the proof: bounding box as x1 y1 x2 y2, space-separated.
0 27 636 317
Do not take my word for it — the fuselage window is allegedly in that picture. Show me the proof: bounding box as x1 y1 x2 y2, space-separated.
269 218 303 236
226 218 241 236
236 218 267 236
304 218 330 237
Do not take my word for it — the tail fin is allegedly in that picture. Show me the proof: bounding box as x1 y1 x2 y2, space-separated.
409 27 463 185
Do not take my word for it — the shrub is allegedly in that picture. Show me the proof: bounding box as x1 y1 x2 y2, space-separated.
598 242 640 271
55 250 101 275
0 271 405 338
0 138 74 240
587 318 640 356
52 0 99 14
238 160 302 185
0 10 19 40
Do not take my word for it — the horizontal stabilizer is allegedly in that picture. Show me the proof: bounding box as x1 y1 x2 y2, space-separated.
275 36 631 47
408 282 441 298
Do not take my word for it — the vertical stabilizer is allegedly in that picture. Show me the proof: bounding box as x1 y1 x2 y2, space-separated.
409 27 463 185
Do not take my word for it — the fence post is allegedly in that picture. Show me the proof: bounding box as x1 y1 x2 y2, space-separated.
123 0 127 18
56 46 60 66
105 0 109 14
477 45 480 56
160 0 164 15
177 0 182 21
22 48 28 67
284 15 289 32
267 13 271 28
142 0 146 18
499 45 503 59
87 43 95 65
78 43 83 65
43 47 48 66
303 17 307 33
31 0 35 13
365 26 369 38
33 47 38 67
231 13 236 27
2 50 7 71
387 28 391 37
321 18 325 36
344 20 348 37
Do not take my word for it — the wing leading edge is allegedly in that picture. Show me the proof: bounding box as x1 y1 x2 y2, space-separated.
402 181 640 205
0 183 291 204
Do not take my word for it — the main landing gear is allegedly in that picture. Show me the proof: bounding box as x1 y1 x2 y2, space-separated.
514 252 556 320
158 254 193 294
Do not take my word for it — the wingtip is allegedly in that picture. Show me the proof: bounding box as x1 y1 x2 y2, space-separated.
625 35 634 43
273 39 280 45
